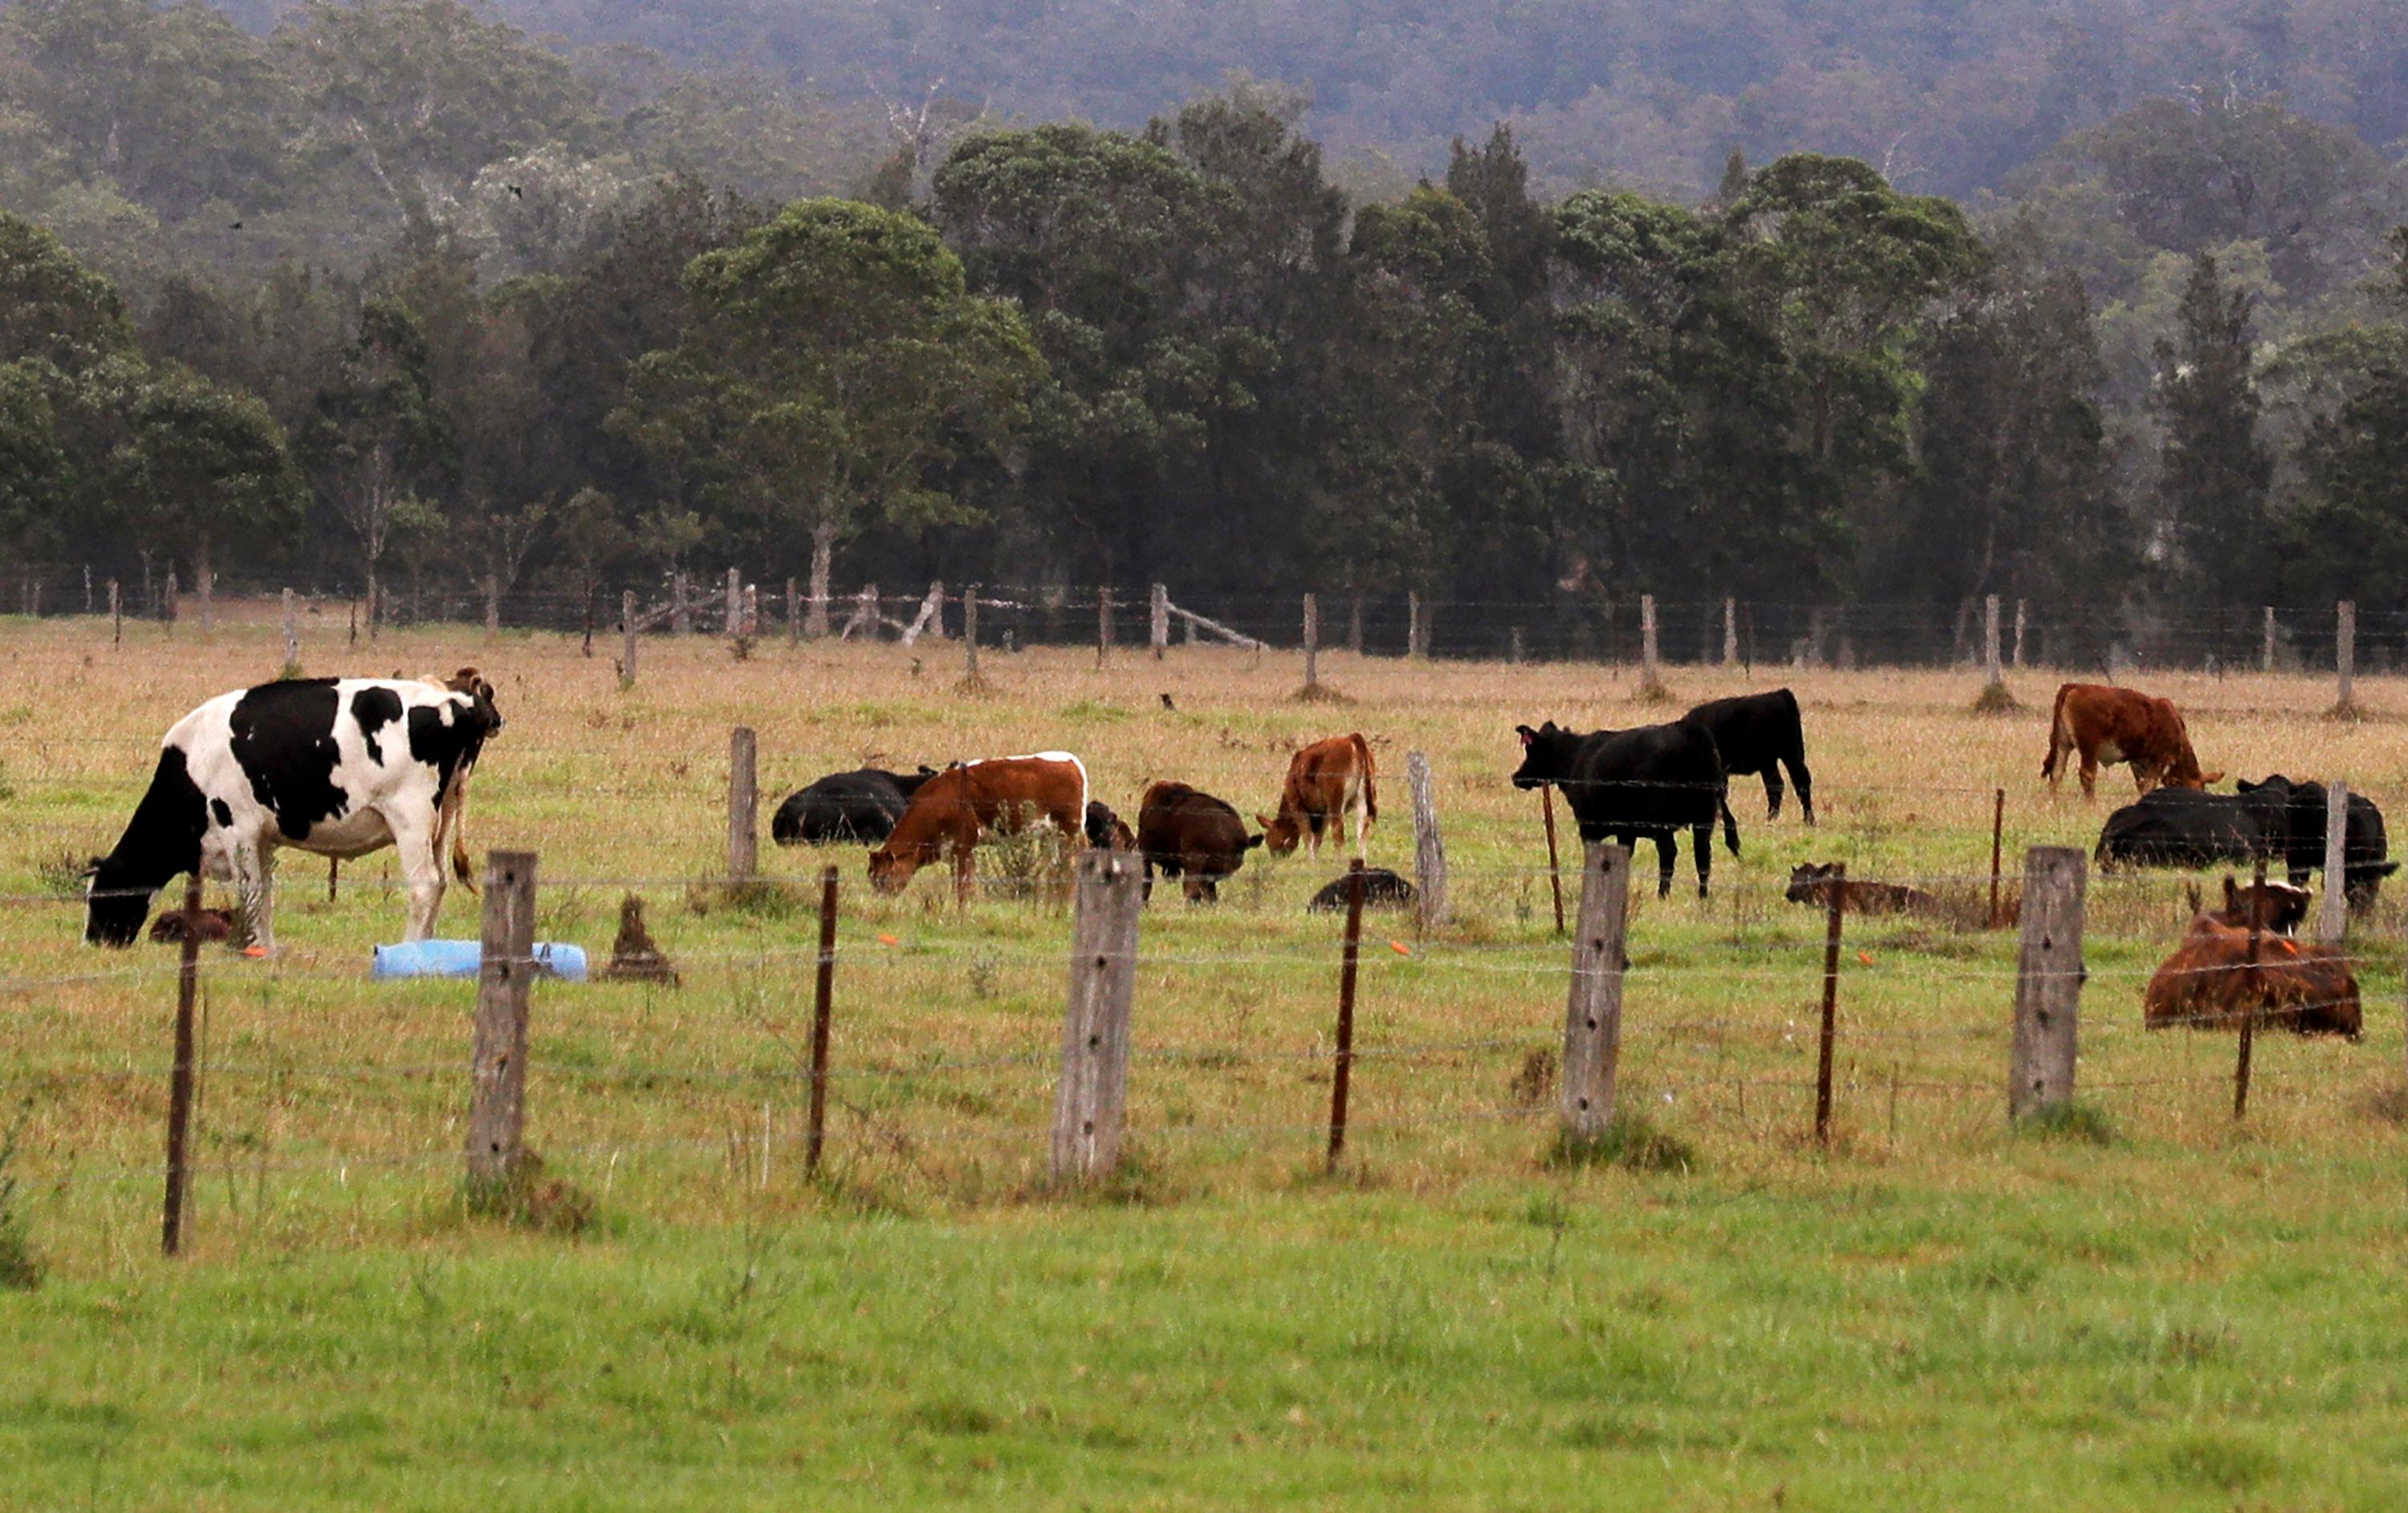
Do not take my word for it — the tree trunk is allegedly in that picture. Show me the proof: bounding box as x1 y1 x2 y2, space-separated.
806 524 836 639
195 533 214 633
365 559 380 643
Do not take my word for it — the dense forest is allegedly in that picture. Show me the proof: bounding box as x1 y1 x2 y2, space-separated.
3 0 2408 653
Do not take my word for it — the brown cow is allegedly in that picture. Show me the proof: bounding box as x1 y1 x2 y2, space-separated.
2186 875 2314 936
2142 913 2361 1038
1137 781 1262 903
1258 734 1377 859
1784 863 1938 917
2041 682 2221 799
868 751 1088 901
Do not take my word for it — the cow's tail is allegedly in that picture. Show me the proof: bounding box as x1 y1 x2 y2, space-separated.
2040 682 2074 778
1719 795 1740 855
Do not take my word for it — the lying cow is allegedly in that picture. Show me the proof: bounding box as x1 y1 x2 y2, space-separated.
2236 775 2399 908
2095 787 2274 876
1136 781 1261 903
1259 734 1376 860
1511 720 1738 898
86 673 502 952
1306 867 1417 913
2143 913 2361 1039
867 752 1087 901
770 767 936 846
1684 689 1814 824
2041 682 2220 799
1784 863 1935 917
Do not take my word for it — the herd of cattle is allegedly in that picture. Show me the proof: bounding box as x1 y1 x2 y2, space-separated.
76 673 2383 1039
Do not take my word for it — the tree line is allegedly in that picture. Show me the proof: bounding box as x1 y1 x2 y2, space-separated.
4 0 2408 645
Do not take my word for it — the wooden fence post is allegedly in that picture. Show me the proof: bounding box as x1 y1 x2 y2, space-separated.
467 850 539 1195
1560 843 1631 1145
1638 594 1665 696
2321 779 2349 942
1988 788 2006 929
82 562 90 615
728 726 758 882
161 874 203 1256
165 570 178 628
787 576 801 645
1149 583 1168 660
671 571 690 636
2235 853 2266 1120
806 865 839 1175
1096 585 1113 666
1303 592 1320 693
745 583 759 638
483 575 501 639
1723 597 1739 666
620 590 637 685
963 585 982 681
281 588 299 675
1814 864 1845 1145
2013 599 2028 669
1406 591 1426 659
109 579 121 647
1983 594 2003 689
1326 859 1367 1171
1407 751 1446 933
2262 606 2276 673
1540 786 1566 936
1510 626 1524 665
725 567 742 638
1348 592 1365 656
2335 600 2357 712
2008 845 2086 1121
1051 849 1144 1184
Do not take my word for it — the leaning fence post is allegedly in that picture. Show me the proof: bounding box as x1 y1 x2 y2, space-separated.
727 727 758 882
1051 849 1144 1184
1149 583 1168 660
1303 592 1320 693
2008 846 2086 1122
1327 858 1368 1171
2334 600 2357 714
1407 751 1446 933
620 589 637 685
467 851 539 1197
281 588 299 676
1560 844 1631 1145
1540 785 1566 936
806 865 839 1175
161 874 203 1256
2321 779 2349 943
1814 864 1845 1145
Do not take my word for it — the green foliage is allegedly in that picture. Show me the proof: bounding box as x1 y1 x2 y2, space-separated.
0 1097 44 1291
1545 1105 1698 1173
2157 253 2275 604
2014 1099 2120 1146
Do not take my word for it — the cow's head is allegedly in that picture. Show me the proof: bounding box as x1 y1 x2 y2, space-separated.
1785 862 1839 906
1255 810 1304 856
866 836 938 895
84 856 157 947
444 667 504 738
1510 722 1580 791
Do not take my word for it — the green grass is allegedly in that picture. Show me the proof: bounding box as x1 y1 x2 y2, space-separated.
6 612 2408 1505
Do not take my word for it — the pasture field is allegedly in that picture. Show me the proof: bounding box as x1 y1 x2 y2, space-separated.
6 608 2408 1509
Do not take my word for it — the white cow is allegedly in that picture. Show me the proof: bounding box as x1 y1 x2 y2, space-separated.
86 671 502 952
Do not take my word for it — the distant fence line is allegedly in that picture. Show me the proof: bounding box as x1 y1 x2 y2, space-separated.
1 564 2396 677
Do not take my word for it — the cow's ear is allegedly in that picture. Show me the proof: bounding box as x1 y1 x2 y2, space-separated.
1515 724 1536 746
1255 813 1275 829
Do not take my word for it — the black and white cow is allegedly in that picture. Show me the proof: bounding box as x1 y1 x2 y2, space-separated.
1511 720 1739 897
1682 689 1814 824
85 673 502 951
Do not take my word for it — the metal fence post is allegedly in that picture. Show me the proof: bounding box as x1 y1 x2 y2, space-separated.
1326 859 1367 1170
161 875 203 1255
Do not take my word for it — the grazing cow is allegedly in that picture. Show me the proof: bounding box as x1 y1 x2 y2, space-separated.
2235 775 2400 907
1135 781 1261 903
1259 734 1377 860
2041 682 2221 799
1306 868 1417 913
1684 689 1814 824
1784 863 1935 917
867 752 1087 899
770 767 936 846
1511 720 1739 898
2143 913 2361 1039
2186 876 2314 936
2094 787 2278 875
1084 801 1137 852
85 673 502 951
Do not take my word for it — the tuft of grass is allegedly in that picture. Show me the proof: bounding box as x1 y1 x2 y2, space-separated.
1970 681 2020 714
0 1097 48 1290
1545 1105 1697 1173
2353 1082 2408 1125
32 850 91 898
2015 1099 2120 1146
1632 678 1675 706
688 877 810 919
462 1151 598 1236
1293 681 1354 704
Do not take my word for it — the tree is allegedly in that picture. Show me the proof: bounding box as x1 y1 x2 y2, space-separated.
110 366 307 625
612 198 1039 634
0 211 132 372
0 362 67 568
2155 252 2274 604
302 297 453 632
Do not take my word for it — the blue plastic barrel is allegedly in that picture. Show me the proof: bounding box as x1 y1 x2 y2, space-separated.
371 939 589 982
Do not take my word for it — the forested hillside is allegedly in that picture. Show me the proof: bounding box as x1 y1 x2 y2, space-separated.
3 0 2407 656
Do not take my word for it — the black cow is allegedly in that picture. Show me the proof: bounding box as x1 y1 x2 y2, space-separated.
1682 688 1813 824
1084 800 1137 851
769 767 935 847
2236 775 2399 907
1511 720 1739 898
2094 787 2279 875
1306 867 1417 913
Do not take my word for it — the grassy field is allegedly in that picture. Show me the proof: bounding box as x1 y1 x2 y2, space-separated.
5 606 2408 1508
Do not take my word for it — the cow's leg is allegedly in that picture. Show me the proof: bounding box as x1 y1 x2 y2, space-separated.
231 836 276 954
1788 758 1815 827
386 807 447 941
1653 832 1678 898
954 834 976 909
1760 771 1784 821
1692 823 1713 897
2077 748 2099 800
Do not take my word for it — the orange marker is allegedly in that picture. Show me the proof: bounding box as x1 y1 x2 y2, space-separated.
1389 941 1410 957
1856 950 1873 966
877 933 900 946
242 945 268 958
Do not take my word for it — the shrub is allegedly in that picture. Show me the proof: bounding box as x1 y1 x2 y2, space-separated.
1546 1106 1697 1173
